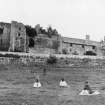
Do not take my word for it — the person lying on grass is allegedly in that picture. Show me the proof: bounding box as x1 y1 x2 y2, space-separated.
33 79 42 88
59 78 69 88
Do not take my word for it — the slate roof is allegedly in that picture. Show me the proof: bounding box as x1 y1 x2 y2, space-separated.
62 37 100 46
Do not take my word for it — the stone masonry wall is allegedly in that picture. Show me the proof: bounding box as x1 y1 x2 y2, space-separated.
9 21 26 52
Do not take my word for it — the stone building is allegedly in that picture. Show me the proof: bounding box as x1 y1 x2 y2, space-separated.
0 21 26 52
29 34 60 54
0 20 105 56
60 35 104 56
0 22 11 51
28 27 105 56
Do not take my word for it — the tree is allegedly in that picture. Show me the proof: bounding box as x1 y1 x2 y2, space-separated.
28 38 34 47
62 48 68 54
46 55 57 65
47 26 59 37
72 51 79 55
25 25 37 37
47 26 53 37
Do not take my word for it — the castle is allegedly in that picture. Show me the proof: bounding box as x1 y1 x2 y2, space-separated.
0 21 26 52
0 21 105 56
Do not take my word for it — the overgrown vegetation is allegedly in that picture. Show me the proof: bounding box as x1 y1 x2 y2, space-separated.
62 49 68 54
72 51 79 55
28 38 35 47
36 25 59 37
25 25 37 37
47 26 59 37
46 55 57 65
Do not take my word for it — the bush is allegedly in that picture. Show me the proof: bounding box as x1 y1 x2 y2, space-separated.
62 49 68 54
82 58 91 63
72 51 79 55
46 55 57 65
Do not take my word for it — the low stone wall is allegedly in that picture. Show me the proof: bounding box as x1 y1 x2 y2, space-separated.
0 52 105 68
0 56 46 66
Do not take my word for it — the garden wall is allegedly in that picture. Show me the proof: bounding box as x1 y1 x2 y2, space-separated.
0 52 105 68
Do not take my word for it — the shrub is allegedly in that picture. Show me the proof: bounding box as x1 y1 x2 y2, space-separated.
62 49 68 54
46 55 57 65
72 51 79 55
82 58 91 63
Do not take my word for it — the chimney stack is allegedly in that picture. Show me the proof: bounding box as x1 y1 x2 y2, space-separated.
86 35 90 40
104 36 105 42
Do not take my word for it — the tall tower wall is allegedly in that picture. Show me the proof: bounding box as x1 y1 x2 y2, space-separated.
9 21 26 52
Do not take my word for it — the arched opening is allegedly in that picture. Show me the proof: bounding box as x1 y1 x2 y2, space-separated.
0 28 3 35
28 38 34 48
84 51 97 56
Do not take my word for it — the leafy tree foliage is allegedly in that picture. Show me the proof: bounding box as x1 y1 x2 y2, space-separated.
46 55 57 65
72 51 79 55
39 27 47 35
26 24 59 38
25 25 37 37
62 49 68 54
47 26 59 37
28 38 34 47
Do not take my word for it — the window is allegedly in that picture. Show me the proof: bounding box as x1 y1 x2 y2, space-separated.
0 28 3 34
82 45 84 48
92 46 95 49
18 33 20 37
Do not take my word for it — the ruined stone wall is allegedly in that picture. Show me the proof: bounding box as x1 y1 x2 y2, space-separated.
0 23 11 51
9 21 26 52
32 34 60 54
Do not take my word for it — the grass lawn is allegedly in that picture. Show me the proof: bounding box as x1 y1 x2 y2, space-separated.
0 64 105 105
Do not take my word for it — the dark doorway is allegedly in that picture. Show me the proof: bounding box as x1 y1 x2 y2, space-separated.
28 38 34 47
0 28 3 34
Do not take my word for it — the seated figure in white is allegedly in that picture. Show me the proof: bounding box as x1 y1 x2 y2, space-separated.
79 81 100 95
33 79 42 88
59 78 69 87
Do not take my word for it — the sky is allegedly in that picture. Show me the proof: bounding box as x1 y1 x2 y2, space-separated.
0 0 105 41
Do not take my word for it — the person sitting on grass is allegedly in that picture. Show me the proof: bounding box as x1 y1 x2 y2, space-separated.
79 81 100 95
83 81 93 94
33 79 42 88
59 78 69 87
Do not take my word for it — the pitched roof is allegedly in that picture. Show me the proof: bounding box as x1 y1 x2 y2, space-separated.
62 37 100 46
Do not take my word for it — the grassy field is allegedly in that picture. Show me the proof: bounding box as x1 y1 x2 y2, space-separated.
0 64 105 105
